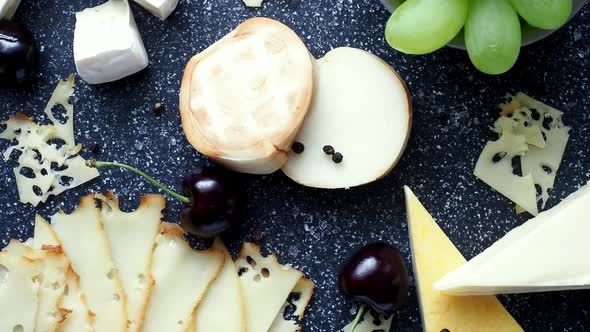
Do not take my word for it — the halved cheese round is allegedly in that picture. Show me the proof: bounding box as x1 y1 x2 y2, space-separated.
180 17 313 174
282 47 412 189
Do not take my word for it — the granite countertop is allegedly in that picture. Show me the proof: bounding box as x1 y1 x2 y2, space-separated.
1 1 589 331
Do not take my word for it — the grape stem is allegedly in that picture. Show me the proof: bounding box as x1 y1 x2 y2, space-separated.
87 160 191 204
349 304 366 332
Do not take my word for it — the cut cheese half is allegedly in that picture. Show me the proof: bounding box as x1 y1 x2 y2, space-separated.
435 182 590 295
282 47 411 189
268 277 315 332
142 223 224 332
179 17 313 174
98 192 163 332
340 310 392 332
236 242 303 332
191 237 246 332
51 194 127 332
0 251 41 332
404 186 523 331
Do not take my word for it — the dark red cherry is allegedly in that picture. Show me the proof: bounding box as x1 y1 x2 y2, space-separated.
0 21 37 86
338 242 408 314
180 167 241 238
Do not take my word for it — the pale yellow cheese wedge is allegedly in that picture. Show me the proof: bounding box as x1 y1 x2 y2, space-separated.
98 192 163 332
404 186 523 332
191 237 246 332
142 223 224 332
236 243 303 332
268 276 315 332
51 194 127 332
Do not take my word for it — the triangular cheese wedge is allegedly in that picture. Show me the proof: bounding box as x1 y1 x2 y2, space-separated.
435 182 590 295
404 186 523 332
268 276 315 332
98 192 163 332
236 242 303 332
51 194 127 332
142 223 224 332
190 237 246 332
341 310 392 332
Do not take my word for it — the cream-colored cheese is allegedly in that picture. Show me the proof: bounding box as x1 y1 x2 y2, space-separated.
268 277 315 332
133 0 178 19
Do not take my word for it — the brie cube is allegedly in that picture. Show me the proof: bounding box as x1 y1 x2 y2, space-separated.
134 0 178 20
0 0 20 19
74 0 149 84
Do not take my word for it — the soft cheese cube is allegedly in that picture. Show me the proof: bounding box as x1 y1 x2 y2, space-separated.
134 0 178 20
74 0 149 84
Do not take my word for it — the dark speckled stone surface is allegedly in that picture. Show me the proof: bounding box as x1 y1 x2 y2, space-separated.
0 0 589 331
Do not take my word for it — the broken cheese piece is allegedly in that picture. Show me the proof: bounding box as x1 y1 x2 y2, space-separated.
51 195 127 332
405 187 523 331
133 0 178 20
142 223 224 332
98 193 163 332
268 277 315 332
242 0 263 7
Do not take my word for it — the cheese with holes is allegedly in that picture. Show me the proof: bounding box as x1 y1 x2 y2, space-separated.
74 0 149 84
236 243 303 332
269 277 315 332
142 223 224 332
51 195 127 332
341 310 392 332
0 251 41 332
0 75 99 206
99 193 163 332
436 182 590 295
405 186 523 331
133 0 178 19
191 237 246 332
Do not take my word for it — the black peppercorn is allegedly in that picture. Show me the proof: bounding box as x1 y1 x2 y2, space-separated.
332 152 343 163
90 143 101 155
292 142 305 154
323 145 335 155
153 102 166 115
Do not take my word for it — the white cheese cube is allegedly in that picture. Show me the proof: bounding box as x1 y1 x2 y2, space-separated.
134 0 178 20
74 0 149 84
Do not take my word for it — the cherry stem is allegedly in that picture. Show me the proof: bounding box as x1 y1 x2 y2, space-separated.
87 160 191 204
349 304 366 332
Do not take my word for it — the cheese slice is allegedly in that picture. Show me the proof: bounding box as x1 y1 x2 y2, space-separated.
436 182 590 295
0 251 41 332
0 0 20 19
51 194 127 332
405 186 524 331
57 270 94 332
268 277 315 332
236 243 303 332
133 0 178 20
74 0 149 84
191 237 246 332
142 223 224 332
341 310 392 332
98 193 163 332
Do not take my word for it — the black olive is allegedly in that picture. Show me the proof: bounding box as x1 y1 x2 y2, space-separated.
0 21 37 86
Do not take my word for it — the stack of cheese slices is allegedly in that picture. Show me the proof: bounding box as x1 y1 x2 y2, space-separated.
0 192 314 332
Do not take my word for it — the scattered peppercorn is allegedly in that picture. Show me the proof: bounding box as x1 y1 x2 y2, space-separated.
292 142 305 154
332 152 343 163
153 102 166 115
323 145 335 155
90 143 101 155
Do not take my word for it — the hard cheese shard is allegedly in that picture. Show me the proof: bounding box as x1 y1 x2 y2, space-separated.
98 193 163 332
268 277 315 332
236 243 304 332
0 75 99 206
340 311 392 332
51 195 127 332
405 186 523 331
142 223 224 332
190 238 246 332
133 0 178 20
435 182 590 295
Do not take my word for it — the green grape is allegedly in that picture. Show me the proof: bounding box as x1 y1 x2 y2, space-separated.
384 0 468 55
465 0 521 75
510 0 573 30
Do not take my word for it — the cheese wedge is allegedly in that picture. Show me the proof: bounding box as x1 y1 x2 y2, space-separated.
341 310 392 332
0 251 41 332
236 243 303 332
51 194 127 332
98 193 163 332
268 277 315 332
191 238 246 332
436 182 590 295
142 223 224 332
404 186 523 331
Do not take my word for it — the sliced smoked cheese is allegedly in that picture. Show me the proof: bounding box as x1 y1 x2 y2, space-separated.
405 186 523 331
236 242 303 332
142 223 224 332
191 237 246 332
268 276 315 332
98 193 163 332
51 194 127 332
179 17 313 174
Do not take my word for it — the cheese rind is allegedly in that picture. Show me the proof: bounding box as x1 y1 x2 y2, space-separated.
133 0 178 19
435 182 590 295
405 186 523 331
74 0 149 84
